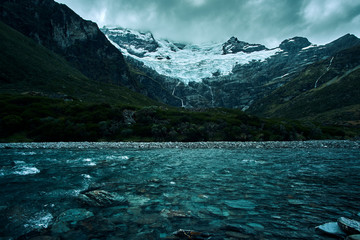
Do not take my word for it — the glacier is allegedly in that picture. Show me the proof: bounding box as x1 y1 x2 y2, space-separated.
104 27 280 84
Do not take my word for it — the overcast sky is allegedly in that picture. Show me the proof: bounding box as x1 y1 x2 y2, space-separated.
56 0 360 48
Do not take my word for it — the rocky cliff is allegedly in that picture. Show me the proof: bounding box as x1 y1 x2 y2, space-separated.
0 0 135 88
247 45 360 125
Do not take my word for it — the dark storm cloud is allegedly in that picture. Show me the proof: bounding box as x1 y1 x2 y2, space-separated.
56 0 360 47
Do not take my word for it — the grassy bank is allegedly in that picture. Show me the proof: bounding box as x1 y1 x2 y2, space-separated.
1 94 358 142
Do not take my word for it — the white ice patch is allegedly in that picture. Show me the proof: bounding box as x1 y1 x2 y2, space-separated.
302 44 317 50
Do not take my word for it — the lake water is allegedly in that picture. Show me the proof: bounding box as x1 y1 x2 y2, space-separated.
0 141 359 239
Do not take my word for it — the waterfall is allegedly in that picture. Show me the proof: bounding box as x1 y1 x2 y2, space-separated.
314 56 334 89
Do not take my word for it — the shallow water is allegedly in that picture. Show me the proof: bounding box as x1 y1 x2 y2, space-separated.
0 142 359 239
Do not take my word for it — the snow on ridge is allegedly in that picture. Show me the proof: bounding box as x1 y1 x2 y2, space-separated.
105 27 280 84
301 44 317 50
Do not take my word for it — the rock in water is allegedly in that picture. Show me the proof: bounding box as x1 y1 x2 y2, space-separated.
51 208 94 234
315 222 347 238
78 189 127 207
338 217 360 235
172 229 212 239
347 235 360 240
224 199 255 210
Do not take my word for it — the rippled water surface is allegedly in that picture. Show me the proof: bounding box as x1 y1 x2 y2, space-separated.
0 142 359 239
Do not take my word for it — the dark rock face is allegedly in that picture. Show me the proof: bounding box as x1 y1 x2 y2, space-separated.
0 0 135 88
222 36 267 54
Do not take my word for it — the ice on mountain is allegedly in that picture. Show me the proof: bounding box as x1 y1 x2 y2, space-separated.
104 27 280 84
301 44 317 50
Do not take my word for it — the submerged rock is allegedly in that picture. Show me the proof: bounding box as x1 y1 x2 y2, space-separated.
315 222 347 238
78 189 127 207
172 229 212 239
160 209 191 218
347 235 360 240
338 217 360 235
224 199 256 210
221 223 257 236
206 206 229 217
225 231 252 239
51 208 94 234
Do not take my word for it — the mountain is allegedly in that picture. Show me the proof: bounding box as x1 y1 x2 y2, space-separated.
103 27 278 84
103 27 360 110
0 0 136 89
247 45 360 126
0 20 159 106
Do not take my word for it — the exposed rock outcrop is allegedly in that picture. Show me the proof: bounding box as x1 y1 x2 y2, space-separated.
0 0 135 88
222 36 267 54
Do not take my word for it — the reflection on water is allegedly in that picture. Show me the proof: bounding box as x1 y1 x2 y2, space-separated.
0 143 359 239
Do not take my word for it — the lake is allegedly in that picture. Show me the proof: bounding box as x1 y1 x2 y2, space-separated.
0 141 359 239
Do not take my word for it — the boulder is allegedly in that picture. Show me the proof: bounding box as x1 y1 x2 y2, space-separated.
160 209 191 218
221 223 257 236
224 199 255 210
51 208 94 234
78 189 127 207
315 222 346 238
347 235 360 240
172 229 212 239
338 217 360 235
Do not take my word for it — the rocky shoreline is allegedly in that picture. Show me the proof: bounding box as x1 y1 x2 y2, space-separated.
1 140 359 149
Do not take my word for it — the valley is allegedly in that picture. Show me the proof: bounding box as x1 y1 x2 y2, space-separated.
0 0 359 143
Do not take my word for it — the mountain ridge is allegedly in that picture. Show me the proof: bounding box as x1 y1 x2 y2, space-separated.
247 45 360 126
103 26 360 110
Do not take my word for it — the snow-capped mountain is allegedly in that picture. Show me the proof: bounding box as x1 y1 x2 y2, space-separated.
102 27 360 109
102 27 279 84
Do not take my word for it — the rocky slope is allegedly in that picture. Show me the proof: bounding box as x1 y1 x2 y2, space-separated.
104 27 360 110
247 45 360 126
0 21 159 106
0 0 135 88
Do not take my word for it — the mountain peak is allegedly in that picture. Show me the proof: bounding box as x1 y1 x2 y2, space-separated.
326 33 360 49
222 36 267 54
279 37 311 52
102 26 159 57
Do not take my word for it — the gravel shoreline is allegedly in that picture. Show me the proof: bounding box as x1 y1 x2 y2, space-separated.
1 140 359 149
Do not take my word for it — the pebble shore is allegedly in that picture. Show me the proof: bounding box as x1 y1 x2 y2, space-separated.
1 140 359 149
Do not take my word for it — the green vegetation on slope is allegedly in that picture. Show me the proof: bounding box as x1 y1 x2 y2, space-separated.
0 21 159 106
248 45 360 126
0 94 358 142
